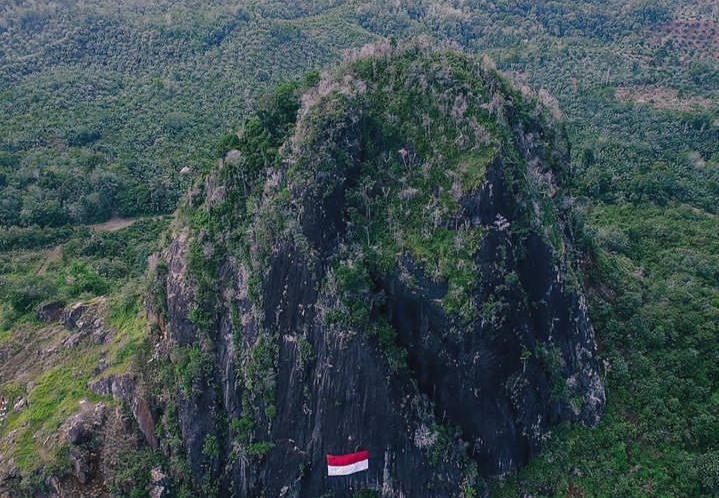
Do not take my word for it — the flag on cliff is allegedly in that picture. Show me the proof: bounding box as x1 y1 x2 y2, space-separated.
326 450 369 476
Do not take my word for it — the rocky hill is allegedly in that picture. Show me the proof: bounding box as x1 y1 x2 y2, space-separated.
3 1 719 496
124 43 604 498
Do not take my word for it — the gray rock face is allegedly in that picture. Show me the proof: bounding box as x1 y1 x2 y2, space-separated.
157 178 603 494
36 301 65 323
383 157 604 475
61 402 107 486
149 467 170 498
87 374 158 451
148 48 605 497
61 298 112 347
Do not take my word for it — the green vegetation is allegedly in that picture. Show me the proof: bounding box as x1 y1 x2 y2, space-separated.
0 302 150 475
0 218 169 479
8 365 100 470
496 202 719 497
486 3 719 492
0 217 169 324
1 0 718 496
0 1 379 230
176 345 215 396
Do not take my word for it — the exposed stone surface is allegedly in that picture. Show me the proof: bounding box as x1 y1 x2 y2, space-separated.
149 467 170 498
36 301 65 323
87 374 158 450
11 399 24 414
61 402 107 486
61 303 90 331
0 398 7 427
0 455 17 496
145 47 605 497
61 298 112 347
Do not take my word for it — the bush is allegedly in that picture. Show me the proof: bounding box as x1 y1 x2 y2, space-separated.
3 274 57 314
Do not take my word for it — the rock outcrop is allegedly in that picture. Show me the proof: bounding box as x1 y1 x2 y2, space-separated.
62 401 107 485
0 295 163 498
146 43 605 497
61 298 112 347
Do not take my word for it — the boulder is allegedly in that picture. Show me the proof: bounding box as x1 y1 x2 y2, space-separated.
37 301 65 323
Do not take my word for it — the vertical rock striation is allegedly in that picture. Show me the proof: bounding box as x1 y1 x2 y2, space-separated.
148 43 604 497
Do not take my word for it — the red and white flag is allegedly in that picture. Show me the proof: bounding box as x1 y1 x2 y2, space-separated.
326 450 369 476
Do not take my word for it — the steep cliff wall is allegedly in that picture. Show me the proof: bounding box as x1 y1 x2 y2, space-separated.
147 43 604 497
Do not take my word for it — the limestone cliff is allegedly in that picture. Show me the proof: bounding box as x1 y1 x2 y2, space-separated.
146 43 604 498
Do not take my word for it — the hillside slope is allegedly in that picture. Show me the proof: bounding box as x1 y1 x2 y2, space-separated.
1 2 719 497
142 44 603 497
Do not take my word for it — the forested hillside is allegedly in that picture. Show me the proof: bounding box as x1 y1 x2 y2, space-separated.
2 0 718 227
1 1 718 496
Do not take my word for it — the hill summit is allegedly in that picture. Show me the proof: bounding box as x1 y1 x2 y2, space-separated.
142 42 604 497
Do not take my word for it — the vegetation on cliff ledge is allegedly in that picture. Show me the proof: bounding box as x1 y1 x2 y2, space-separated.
1 0 718 496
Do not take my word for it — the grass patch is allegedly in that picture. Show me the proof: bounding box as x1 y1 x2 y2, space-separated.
457 148 495 192
105 286 149 371
6 363 102 472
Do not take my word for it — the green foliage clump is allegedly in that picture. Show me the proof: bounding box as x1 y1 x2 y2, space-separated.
246 440 274 456
105 444 160 498
176 345 215 396
202 434 221 459
0 217 169 327
3 274 58 314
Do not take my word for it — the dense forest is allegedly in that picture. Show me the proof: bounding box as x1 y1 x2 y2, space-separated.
1 0 718 496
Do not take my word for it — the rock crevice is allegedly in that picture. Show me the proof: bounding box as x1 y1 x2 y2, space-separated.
147 45 604 497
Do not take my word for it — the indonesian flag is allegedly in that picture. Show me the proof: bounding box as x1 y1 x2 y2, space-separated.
326 450 369 476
